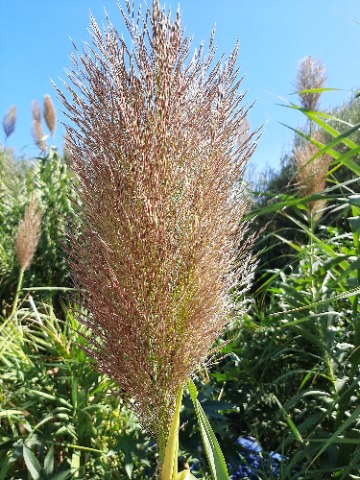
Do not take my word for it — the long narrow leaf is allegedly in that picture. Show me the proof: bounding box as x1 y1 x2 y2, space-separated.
188 380 230 480
0 456 11 480
44 446 54 476
273 395 304 445
270 285 360 317
23 445 42 480
293 87 344 95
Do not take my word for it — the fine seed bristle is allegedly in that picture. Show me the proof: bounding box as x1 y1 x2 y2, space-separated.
15 198 42 270
2 105 17 139
43 94 57 137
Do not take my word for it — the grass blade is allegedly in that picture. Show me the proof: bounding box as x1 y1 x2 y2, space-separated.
23 445 42 480
44 445 54 475
188 380 230 480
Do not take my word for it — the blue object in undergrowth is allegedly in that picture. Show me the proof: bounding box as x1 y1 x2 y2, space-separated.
230 437 283 479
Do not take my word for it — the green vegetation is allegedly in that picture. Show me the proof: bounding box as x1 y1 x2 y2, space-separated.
1 6 360 480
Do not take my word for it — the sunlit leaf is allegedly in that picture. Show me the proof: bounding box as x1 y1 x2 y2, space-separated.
348 216 360 234
23 445 42 480
188 380 230 480
177 470 198 479
44 446 54 476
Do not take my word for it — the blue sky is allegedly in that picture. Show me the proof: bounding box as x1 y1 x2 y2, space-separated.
1 1 359 172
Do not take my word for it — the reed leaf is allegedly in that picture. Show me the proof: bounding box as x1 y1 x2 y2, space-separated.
188 380 230 480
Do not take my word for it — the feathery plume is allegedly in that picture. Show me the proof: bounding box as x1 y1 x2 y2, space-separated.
32 119 47 152
296 55 326 112
32 100 41 122
15 198 42 270
295 130 331 219
2 105 17 139
58 0 257 440
31 100 47 151
43 94 56 137
31 104 47 153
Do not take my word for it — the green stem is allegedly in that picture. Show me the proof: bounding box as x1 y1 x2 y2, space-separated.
9 266 25 319
309 212 315 300
159 386 183 480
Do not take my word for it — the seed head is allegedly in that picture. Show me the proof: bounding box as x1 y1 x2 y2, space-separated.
58 0 257 437
43 94 56 137
296 56 326 111
15 198 42 270
32 100 41 123
32 118 47 152
2 105 17 139
295 130 331 219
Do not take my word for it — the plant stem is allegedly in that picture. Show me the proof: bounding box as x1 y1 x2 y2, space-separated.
9 266 25 319
159 386 183 480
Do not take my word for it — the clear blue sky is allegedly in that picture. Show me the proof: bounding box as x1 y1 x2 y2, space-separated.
1 1 359 172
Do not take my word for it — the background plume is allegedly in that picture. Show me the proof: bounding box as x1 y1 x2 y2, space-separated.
295 130 331 219
43 94 56 137
15 197 42 271
296 55 327 112
2 105 16 140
